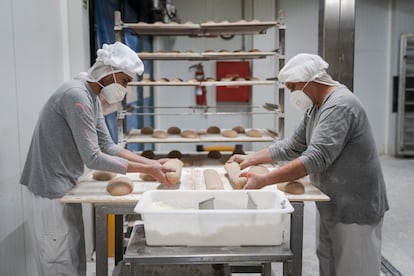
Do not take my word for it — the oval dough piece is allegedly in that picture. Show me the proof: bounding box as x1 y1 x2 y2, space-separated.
224 162 247 189
140 173 156 182
152 130 168 139
92 170 116 181
162 159 184 185
277 181 305 195
222 129 238 138
246 129 263 138
207 126 221 134
167 126 181 134
203 169 224 190
106 176 134 196
232 125 245 133
140 126 154 135
181 130 197 138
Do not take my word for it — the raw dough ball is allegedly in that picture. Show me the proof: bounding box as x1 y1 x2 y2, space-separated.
246 129 263 138
207 126 221 134
232 125 245 133
181 130 197 138
92 170 116 181
106 176 134 196
207 150 222 159
152 130 168 139
277 181 305 195
141 126 154 135
167 126 181 134
141 150 155 159
222 129 238 138
168 150 182 159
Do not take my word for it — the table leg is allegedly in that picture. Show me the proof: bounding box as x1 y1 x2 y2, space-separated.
290 201 304 276
115 214 124 265
95 205 109 276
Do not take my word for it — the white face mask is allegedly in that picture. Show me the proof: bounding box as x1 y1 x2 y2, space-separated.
289 81 313 112
98 73 127 104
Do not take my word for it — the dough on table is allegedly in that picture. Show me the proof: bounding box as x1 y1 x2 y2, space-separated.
140 173 156 182
277 181 305 195
140 126 154 135
152 130 168 139
246 129 263 137
106 176 134 196
181 130 197 138
92 170 117 181
203 169 224 190
222 129 238 138
224 162 247 189
206 126 221 134
167 126 181 134
162 159 184 185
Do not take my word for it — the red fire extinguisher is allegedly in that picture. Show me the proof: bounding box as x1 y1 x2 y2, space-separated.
190 63 207 105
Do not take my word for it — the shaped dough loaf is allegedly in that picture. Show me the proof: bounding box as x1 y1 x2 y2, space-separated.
224 162 247 189
277 181 305 194
162 159 184 185
203 169 224 190
92 170 116 181
106 176 134 196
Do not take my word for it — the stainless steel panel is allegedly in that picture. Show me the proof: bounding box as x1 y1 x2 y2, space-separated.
319 0 355 90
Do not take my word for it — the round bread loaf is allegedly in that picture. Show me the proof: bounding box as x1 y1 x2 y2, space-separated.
207 150 222 159
181 130 197 138
222 129 238 138
140 126 154 135
167 126 181 134
246 129 262 138
168 150 182 159
206 126 221 134
152 130 168 139
277 181 305 195
232 125 245 133
92 170 116 181
141 150 155 159
106 176 134 196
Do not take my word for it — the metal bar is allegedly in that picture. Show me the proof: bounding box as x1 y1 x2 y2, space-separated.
290 201 304 276
114 214 124 265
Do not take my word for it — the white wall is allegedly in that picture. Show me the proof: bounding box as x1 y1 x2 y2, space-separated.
0 0 89 275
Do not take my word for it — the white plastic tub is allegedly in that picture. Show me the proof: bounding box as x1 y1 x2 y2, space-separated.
134 190 293 246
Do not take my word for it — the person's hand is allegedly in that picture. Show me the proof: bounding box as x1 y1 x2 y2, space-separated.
145 161 173 185
241 171 267 189
227 154 253 170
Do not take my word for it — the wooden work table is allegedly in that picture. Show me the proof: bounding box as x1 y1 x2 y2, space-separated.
62 166 329 276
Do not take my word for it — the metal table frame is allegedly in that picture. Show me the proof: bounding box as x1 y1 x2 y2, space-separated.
94 201 304 276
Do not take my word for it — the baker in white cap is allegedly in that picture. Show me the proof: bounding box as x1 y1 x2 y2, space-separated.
228 53 388 276
20 42 172 276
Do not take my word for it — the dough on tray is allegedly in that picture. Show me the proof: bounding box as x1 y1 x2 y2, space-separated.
222 129 238 138
181 130 197 138
140 126 154 135
152 130 168 139
206 126 221 134
246 129 263 138
203 169 224 190
92 170 116 181
167 126 181 134
248 165 269 175
232 125 245 133
106 176 134 196
224 162 247 189
162 159 184 185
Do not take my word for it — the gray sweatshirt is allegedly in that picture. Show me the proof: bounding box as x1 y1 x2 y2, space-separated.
270 85 389 224
20 79 128 199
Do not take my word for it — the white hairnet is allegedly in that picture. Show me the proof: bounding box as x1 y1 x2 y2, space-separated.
77 42 144 81
278 53 339 86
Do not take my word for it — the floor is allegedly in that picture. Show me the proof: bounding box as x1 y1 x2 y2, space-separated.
86 155 413 276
